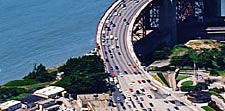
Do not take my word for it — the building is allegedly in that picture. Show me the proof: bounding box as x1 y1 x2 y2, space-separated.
220 0 225 17
36 99 60 111
33 86 66 99
87 101 117 111
186 91 211 103
76 94 112 110
20 95 46 109
0 100 22 111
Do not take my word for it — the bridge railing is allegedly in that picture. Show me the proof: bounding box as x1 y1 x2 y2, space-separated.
95 0 121 72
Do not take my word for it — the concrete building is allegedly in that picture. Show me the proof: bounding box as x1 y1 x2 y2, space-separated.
76 94 111 108
87 101 117 111
33 86 66 99
0 100 22 111
36 99 60 111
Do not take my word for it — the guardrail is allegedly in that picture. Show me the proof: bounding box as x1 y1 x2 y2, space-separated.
95 0 121 72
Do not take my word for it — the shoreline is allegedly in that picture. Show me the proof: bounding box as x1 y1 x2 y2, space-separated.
0 48 98 86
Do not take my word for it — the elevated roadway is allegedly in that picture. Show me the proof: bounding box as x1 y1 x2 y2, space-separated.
96 0 202 111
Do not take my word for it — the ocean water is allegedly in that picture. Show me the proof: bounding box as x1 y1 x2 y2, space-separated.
0 0 113 85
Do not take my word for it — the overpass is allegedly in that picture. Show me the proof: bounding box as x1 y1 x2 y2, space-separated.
95 0 205 111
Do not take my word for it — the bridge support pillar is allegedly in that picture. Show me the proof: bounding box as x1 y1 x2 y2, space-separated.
159 0 177 47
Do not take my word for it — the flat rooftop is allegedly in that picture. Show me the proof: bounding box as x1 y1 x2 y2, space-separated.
77 94 110 102
0 100 21 108
89 101 117 111
222 0 225 16
33 86 64 98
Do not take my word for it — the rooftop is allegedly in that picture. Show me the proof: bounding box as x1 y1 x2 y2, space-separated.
33 86 64 98
77 94 110 102
88 101 117 111
221 0 225 16
0 100 21 108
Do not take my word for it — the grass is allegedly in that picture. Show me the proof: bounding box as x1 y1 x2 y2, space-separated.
152 74 164 84
176 75 191 81
157 73 170 87
202 106 214 111
6 93 29 101
217 71 225 76
181 81 193 86
171 47 188 57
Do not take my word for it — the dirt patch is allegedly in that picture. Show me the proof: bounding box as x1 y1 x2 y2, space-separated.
185 40 222 50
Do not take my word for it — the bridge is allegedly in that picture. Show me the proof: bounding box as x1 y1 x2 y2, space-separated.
96 0 224 111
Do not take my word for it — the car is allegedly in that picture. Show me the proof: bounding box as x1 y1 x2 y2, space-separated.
110 55 113 58
134 72 138 74
128 105 132 109
146 80 151 83
105 58 109 62
117 97 120 101
120 102 124 106
112 24 116 27
166 108 171 111
124 71 128 74
122 106 126 109
174 106 179 110
142 80 146 83
122 94 126 99
147 108 152 111
139 103 144 108
137 100 141 104
105 51 107 54
142 109 147 111
110 66 113 70
140 97 144 101
108 49 111 53
137 80 141 84
116 45 119 48
138 72 142 74
118 52 121 55
123 18 126 22
133 64 136 68
140 88 145 92
136 90 140 94
115 66 119 70
164 100 168 103
129 88 133 92
147 95 152 99
149 103 153 107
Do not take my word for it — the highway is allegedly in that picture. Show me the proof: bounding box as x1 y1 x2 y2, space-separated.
96 0 197 111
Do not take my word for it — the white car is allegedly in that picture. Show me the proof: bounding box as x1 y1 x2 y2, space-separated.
117 97 120 101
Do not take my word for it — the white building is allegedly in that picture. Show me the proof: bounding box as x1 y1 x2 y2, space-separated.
33 86 66 99
0 100 21 111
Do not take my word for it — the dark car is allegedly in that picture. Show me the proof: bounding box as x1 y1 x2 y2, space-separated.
174 106 179 110
136 90 140 94
146 80 151 83
115 66 119 70
149 103 153 107
142 80 146 83
124 71 128 74
147 95 152 99
139 103 144 108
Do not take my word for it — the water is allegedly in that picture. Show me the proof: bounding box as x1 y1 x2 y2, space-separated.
0 0 113 85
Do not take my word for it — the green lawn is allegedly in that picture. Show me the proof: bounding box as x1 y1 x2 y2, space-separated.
7 93 29 101
181 81 193 86
218 71 225 76
202 106 213 111
157 73 170 87
171 47 188 57
176 75 191 81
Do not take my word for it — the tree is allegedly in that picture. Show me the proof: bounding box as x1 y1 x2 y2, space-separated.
197 51 214 70
23 64 55 82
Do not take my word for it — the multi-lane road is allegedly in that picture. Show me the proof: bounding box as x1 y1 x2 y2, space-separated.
96 0 198 111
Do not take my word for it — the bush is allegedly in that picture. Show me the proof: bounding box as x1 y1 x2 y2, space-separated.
208 101 223 111
157 73 170 87
4 80 39 87
210 70 219 76
181 81 193 86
